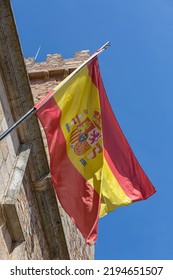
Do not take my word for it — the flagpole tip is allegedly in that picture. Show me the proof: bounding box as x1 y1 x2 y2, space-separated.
105 41 111 48
100 41 111 51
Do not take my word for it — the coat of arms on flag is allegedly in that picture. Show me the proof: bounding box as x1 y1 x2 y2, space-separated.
66 110 102 166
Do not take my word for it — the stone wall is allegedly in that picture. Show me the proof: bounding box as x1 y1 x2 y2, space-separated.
0 74 50 259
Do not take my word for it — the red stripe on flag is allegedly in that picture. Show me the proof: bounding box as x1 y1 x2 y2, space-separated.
36 97 100 244
88 58 156 201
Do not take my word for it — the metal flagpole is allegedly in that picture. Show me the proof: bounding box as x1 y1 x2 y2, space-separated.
0 41 110 142
0 108 36 141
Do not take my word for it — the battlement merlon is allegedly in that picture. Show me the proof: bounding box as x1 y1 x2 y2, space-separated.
25 50 90 80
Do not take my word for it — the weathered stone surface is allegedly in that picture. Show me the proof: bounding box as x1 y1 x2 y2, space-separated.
25 50 90 77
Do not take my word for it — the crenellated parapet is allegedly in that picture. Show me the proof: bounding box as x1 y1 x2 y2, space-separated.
25 50 90 80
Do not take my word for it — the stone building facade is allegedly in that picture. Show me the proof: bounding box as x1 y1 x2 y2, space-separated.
0 0 94 260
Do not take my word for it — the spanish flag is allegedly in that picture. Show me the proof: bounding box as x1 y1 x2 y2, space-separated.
34 56 156 244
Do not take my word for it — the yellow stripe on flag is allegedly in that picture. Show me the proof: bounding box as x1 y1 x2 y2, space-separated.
99 157 132 217
53 64 131 217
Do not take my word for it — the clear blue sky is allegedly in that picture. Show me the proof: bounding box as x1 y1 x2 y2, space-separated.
11 0 173 260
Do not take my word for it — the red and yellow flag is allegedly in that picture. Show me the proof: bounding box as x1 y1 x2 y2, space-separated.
34 57 156 244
